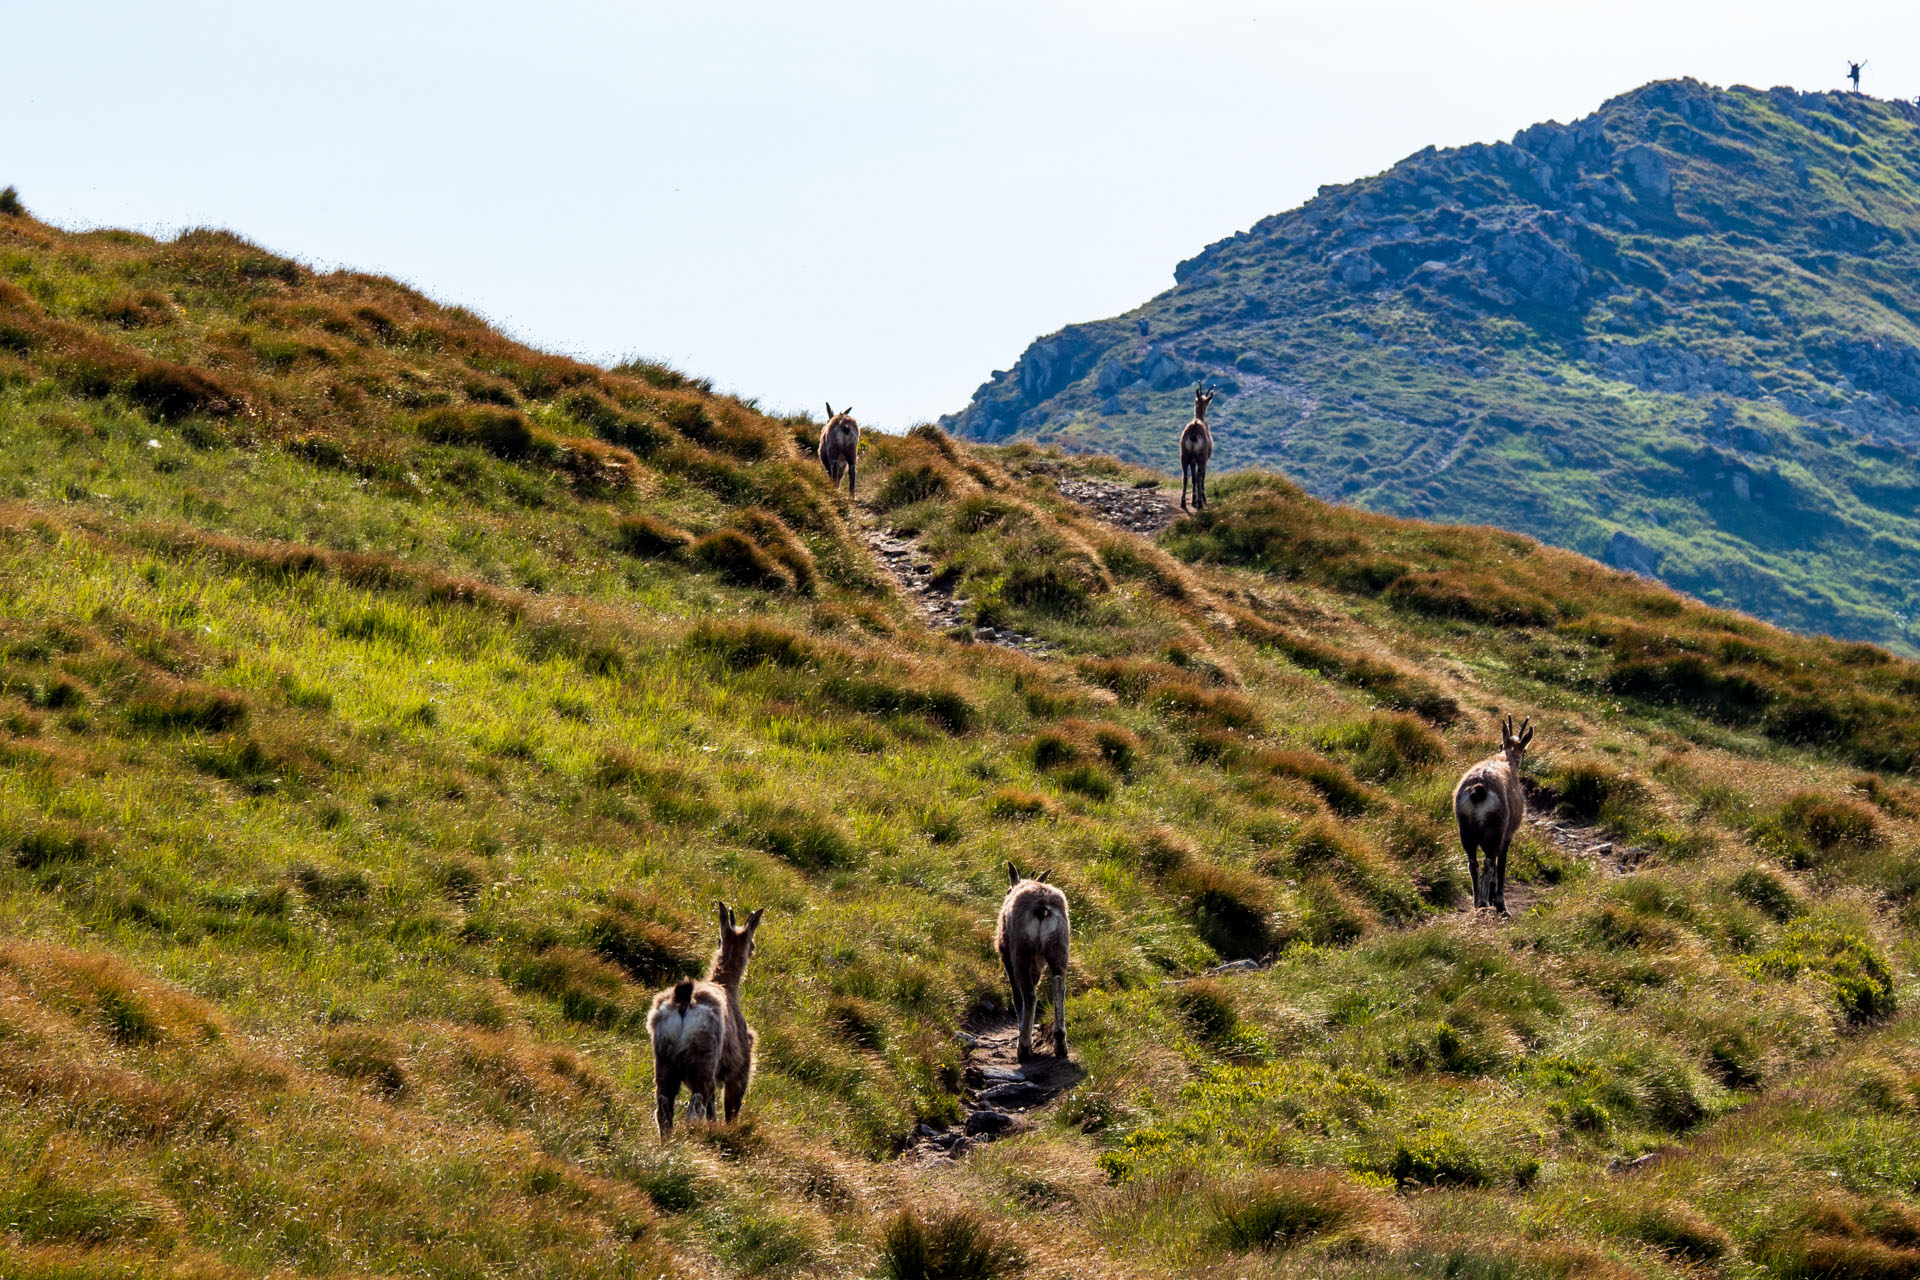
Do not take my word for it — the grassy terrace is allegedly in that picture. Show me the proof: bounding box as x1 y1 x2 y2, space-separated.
6 209 1920 1278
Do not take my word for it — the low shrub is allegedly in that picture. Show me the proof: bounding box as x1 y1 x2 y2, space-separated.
1748 917 1897 1023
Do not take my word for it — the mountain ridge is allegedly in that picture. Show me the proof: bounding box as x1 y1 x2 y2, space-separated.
943 79 1920 654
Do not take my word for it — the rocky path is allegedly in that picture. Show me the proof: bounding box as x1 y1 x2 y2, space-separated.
855 513 1050 655
903 1016 1085 1164
1054 475 1182 536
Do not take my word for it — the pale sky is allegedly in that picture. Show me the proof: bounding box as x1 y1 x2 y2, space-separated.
6 2 1917 428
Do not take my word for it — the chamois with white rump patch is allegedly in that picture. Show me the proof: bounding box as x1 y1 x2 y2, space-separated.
818 403 859 495
1453 714 1532 915
1179 384 1215 511
647 901 763 1139
995 861 1071 1061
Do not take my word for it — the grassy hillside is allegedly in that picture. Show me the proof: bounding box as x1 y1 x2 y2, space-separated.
8 203 1920 1279
943 81 1920 656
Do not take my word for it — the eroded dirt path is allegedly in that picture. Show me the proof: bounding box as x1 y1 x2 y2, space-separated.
1054 475 1183 536
1485 797 1645 915
854 512 1051 654
903 1016 1086 1164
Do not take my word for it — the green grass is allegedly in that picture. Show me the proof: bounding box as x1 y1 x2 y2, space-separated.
6 206 1920 1277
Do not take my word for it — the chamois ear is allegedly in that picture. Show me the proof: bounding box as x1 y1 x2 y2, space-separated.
716 901 731 931
1519 718 1533 749
745 907 765 934
1007 861 1020 886
825 402 835 419
1037 870 1050 884
842 407 853 419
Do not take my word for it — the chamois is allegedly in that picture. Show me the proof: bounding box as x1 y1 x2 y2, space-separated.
647 901 764 1139
1179 384 1216 512
819 403 859 495
1453 714 1532 915
995 861 1071 1061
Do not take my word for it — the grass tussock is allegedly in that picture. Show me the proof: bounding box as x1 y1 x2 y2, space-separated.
1208 1170 1403 1254
876 1206 1025 1280
614 512 692 557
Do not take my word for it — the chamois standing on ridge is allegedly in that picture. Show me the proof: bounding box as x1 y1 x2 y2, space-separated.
1179 384 1216 512
647 902 764 1139
996 862 1071 1061
1453 715 1532 915
819 403 859 495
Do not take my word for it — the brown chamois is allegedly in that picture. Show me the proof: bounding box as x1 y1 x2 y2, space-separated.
647 901 764 1139
1452 714 1532 914
818 402 859 495
995 861 1071 1061
1179 384 1216 512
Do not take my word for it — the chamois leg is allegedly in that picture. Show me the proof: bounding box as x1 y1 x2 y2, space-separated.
1493 838 1510 916
1050 969 1069 1058
687 1065 719 1123
848 458 856 498
654 1067 681 1140
1458 822 1484 909
1180 462 1191 512
1011 963 1038 1062
1001 951 1030 1061
1194 460 1207 510
721 1062 749 1124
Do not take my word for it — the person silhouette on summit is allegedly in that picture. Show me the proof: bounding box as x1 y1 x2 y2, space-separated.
1848 59 1867 92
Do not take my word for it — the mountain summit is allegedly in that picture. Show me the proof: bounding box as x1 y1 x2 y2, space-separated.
944 80 1920 652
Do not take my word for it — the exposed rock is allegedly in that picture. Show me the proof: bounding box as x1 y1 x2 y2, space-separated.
1618 144 1673 203
964 1109 1013 1136
979 1080 1051 1109
1332 249 1383 289
1606 530 1662 577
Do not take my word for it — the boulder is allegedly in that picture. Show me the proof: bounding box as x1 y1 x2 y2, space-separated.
1606 531 1663 577
1331 249 1382 289
964 1109 1013 1136
1618 145 1672 203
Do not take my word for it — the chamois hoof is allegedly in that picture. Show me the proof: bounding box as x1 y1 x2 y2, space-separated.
1054 1034 1069 1059
1016 1043 1034 1063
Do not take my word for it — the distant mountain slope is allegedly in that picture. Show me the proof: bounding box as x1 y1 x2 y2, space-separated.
943 80 1920 653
